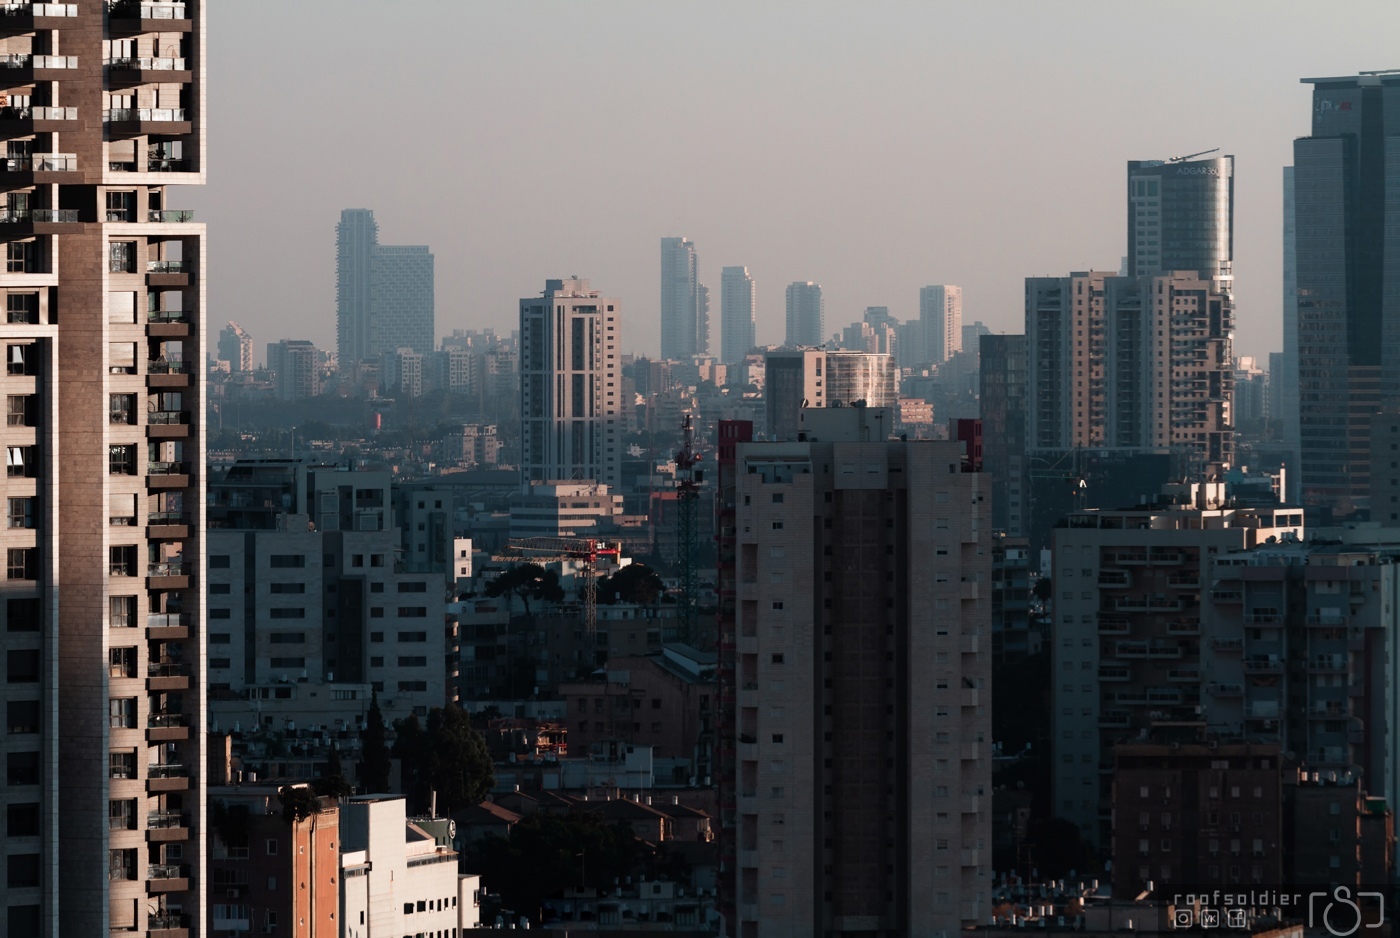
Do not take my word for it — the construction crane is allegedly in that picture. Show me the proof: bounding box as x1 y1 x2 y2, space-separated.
1168 147 1220 163
674 415 702 644
502 537 619 664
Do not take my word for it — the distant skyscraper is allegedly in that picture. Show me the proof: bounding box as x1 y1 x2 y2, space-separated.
919 284 962 362
336 209 435 373
520 278 621 489
764 349 897 441
980 334 1028 536
731 406 991 935
660 237 707 360
720 266 756 364
1278 168 1300 458
218 321 254 372
784 281 824 346
267 340 323 400
1291 72 1400 514
1126 154 1234 280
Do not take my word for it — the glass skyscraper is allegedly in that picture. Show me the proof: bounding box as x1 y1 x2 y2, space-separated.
1126 154 1234 281
335 209 435 373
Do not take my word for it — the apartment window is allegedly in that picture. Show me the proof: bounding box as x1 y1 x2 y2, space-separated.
7 598 38 632
108 546 135 577
269 554 305 569
105 190 136 222
6 549 34 580
108 647 136 679
7 700 37 734
208 608 230 619
397 631 427 643
108 444 136 476
108 241 135 273
6 241 34 273
7 497 33 530
109 750 136 779
7 803 38 837
6 394 32 426
108 848 136 882
269 632 304 644
109 393 135 425
269 582 304 594
107 342 135 374
108 697 136 729
7 750 38 785
109 595 135 628
268 608 305 619
369 631 384 643
108 798 136 831
397 606 427 618
209 657 231 669
398 581 427 593
398 680 427 692
6 294 36 325
209 583 231 595
6 445 34 477
7 853 38 888
398 656 427 667
269 657 305 669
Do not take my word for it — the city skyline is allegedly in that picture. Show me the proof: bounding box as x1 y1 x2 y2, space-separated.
184 3 1397 365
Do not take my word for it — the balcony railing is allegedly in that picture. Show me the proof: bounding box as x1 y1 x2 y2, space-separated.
105 55 186 70
0 106 76 120
147 511 189 526
0 53 76 68
104 107 186 122
147 712 186 728
147 613 188 629
0 154 76 172
148 309 190 322
148 360 191 374
148 209 194 223
1 3 79 15
147 762 187 778
148 912 189 931
108 0 187 18
147 810 186 829
147 260 188 274
146 460 189 475
30 208 76 222
145 158 189 172
147 410 188 425
148 660 188 678
147 863 186 880
147 561 190 578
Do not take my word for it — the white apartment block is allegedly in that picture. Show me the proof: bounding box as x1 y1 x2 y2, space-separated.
520 278 621 491
733 407 990 937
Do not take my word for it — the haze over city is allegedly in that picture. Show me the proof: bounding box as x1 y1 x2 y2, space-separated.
188 1 1400 361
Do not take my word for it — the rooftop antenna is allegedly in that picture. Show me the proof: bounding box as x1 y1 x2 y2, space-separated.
1168 147 1220 163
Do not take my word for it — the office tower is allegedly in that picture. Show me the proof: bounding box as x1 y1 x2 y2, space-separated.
720 266 756 365
920 284 962 363
1025 270 1234 475
763 348 897 442
217 321 252 372
1292 73 1400 514
519 278 621 490
1278 168 1300 450
335 209 435 374
266 339 321 400
731 407 990 935
660 237 705 360
1126 154 1234 280
784 280 823 347
1050 491 1302 850
0 3 211 934
979 334 1027 536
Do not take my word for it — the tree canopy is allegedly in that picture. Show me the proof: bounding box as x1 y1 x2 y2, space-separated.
360 690 392 793
598 563 666 605
485 563 565 617
393 704 495 815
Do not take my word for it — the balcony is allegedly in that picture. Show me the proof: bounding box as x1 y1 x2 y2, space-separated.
1208 682 1244 697
147 360 192 388
1098 617 1130 635
1167 618 1201 635
147 511 189 539
0 152 76 183
1210 637 1244 652
0 53 76 86
959 848 980 867
1243 657 1283 674
1306 611 1348 627
146 410 190 439
146 461 190 490
1099 709 1131 729
108 1 192 38
1210 589 1243 603
0 104 77 136
148 209 195 224
960 794 983 814
1098 664 1131 681
147 613 190 639
1248 610 1282 625
1244 702 1280 722
0 1 77 25
1098 569 1130 588
1309 701 1349 719
147 910 189 935
147 659 189 692
147 260 191 288
147 712 189 742
1167 668 1200 683
146 864 189 893
1308 655 1347 674
104 106 192 137
147 561 190 589
147 809 188 835
105 56 192 87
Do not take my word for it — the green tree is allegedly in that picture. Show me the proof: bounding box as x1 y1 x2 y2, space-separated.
278 785 322 824
599 563 666 606
392 714 428 808
484 563 565 618
313 741 353 798
425 705 494 814
360 691 392 792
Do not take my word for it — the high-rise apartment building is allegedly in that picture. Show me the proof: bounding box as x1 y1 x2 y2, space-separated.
266 339 321 401
979 334 1027 536
731 407 990 935
1277 167 1300 454
1126 155 1234 280
660 237 707 360
217 321 251 372
1293 73 1400 514
519 278 621 490
335 209 434 375
720 266 755 365
919 284 962 363
783 280 823 347
1026 270 1234 475
0 3 210 934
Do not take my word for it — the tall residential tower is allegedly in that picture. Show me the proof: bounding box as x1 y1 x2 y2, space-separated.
919 284 962 364
0 3 209 934
335 209 434 378
784 280 823 347
519 278 621 490
660 236 707 360
720 265 755 365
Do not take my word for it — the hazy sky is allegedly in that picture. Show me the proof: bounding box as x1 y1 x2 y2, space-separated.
185 1 1399 364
